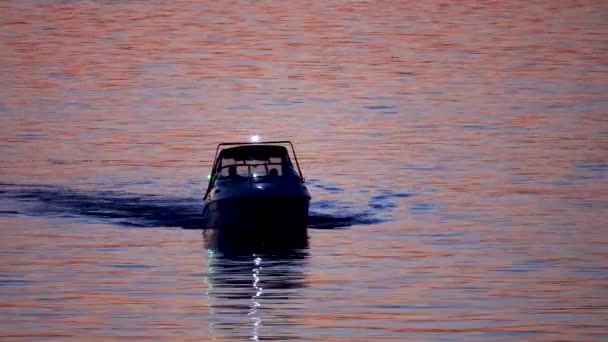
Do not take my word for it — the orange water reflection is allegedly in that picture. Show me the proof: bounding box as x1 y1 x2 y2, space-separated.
1 0 607 340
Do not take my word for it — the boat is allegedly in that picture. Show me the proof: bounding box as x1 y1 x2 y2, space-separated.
202 140 311 230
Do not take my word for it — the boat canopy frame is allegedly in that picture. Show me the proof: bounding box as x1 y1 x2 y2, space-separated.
204 140 305 200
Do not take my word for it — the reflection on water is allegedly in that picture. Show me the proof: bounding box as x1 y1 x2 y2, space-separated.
203 229 309 341
203 226 309 254
0 0 607 340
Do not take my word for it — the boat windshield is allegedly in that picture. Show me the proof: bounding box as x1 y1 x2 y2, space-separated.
214 145 299 181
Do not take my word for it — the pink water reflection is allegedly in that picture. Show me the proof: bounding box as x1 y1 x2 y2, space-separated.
1 0 607 340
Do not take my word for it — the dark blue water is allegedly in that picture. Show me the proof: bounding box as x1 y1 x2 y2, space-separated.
0 182 388 229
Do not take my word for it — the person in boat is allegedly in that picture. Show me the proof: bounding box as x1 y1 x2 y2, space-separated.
227 165 241 179
269 168 279 176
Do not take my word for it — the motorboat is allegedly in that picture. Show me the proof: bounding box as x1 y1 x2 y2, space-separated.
202 140 311 230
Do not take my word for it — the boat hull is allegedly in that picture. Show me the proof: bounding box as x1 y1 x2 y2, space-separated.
203 196 309 231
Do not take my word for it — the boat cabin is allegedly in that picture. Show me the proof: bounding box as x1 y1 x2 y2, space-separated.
204 142 305 201
214 145 300 181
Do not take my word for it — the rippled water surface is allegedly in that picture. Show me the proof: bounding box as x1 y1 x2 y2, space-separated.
1 0 607 340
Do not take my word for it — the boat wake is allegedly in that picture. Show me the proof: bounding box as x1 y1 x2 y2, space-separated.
0 183 387 229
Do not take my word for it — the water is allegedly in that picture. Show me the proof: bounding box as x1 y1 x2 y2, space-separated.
1 0 607 340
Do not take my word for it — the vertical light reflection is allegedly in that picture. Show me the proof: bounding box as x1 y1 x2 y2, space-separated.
201 229 309 340
249 255 263 341
204 249 217 341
